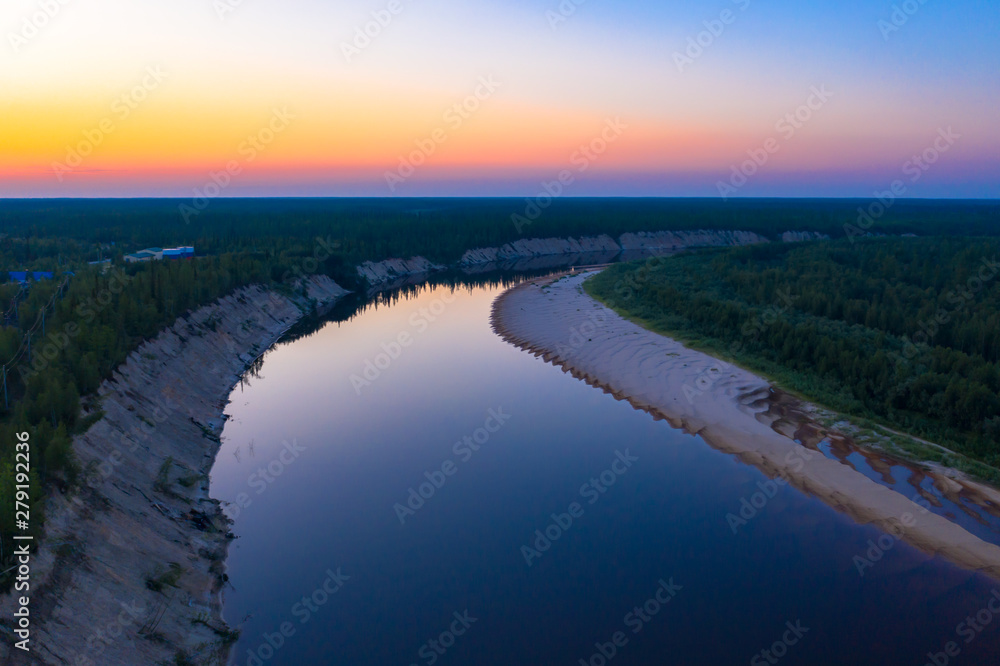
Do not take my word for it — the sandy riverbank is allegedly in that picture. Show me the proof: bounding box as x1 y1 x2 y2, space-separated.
492 271 1000 580
0 276 347 666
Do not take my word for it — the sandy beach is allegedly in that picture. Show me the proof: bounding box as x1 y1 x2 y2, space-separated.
492 271 1000 580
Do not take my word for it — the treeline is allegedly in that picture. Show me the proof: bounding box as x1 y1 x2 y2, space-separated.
0 235 103 271
0 245 353 582
1 198 998 265
0 200 998 576
586 237 1000 470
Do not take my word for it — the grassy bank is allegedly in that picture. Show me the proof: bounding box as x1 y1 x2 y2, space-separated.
584 237 1000 483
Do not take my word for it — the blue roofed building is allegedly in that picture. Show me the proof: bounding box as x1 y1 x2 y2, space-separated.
125 246 193 263
7 271 53 284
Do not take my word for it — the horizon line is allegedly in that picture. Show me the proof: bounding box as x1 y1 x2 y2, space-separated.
1 195 999 203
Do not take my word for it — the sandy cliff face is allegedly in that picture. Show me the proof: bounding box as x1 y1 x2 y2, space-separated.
0 230 832 663
365 229 826 281
0 277 347 666
617 229 767 250
458 235 621 265
780 231 831 243
459 229 783 267
357 257 445 285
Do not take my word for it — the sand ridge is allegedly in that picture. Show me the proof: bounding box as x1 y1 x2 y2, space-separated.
491 271 1000 581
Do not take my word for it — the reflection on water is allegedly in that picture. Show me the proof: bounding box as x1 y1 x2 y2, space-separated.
212 277 1000 666
752 388 1000 546
815 439 1000 543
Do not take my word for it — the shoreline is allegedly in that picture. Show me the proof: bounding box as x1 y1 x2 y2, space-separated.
491 271 1000 581
0 276 347 666
355 228 828 288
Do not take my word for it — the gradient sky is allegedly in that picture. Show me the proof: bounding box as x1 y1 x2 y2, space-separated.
1 0 998 197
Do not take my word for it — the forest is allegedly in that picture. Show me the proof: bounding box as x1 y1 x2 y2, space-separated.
1 198 999 266
586 237 1000 477
0 243 352 579
0 198 997 581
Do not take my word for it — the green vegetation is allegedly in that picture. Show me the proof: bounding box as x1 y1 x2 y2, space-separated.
0 250 353 586
192 613 241 644
586 237 1000 475
154 458 174 494
171 649 195 666
0 198 997 583
2 198 999 265
145 562 184 593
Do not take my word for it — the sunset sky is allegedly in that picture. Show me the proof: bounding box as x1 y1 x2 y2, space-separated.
2 0 997 197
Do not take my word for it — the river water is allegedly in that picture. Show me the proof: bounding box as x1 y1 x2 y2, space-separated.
211 277 1000 666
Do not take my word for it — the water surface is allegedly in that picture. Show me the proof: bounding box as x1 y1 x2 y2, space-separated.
212 279 1000 665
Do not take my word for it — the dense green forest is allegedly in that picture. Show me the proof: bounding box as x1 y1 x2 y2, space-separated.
1 198 999 265
0 198 997 581
0 243 354 582
586 238 1000 477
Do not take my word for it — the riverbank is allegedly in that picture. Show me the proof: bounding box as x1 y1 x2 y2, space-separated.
0 276 347 666
491 272 1000 580
356 228 826 289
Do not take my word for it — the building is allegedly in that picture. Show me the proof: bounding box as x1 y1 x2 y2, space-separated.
124 246 194 263
88 259 112 274
124 247 163 263
124 250 157 263
163 246 195 260
7 271 54 284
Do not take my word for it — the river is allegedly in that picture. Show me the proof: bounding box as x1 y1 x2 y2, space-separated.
211 276 1000 665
